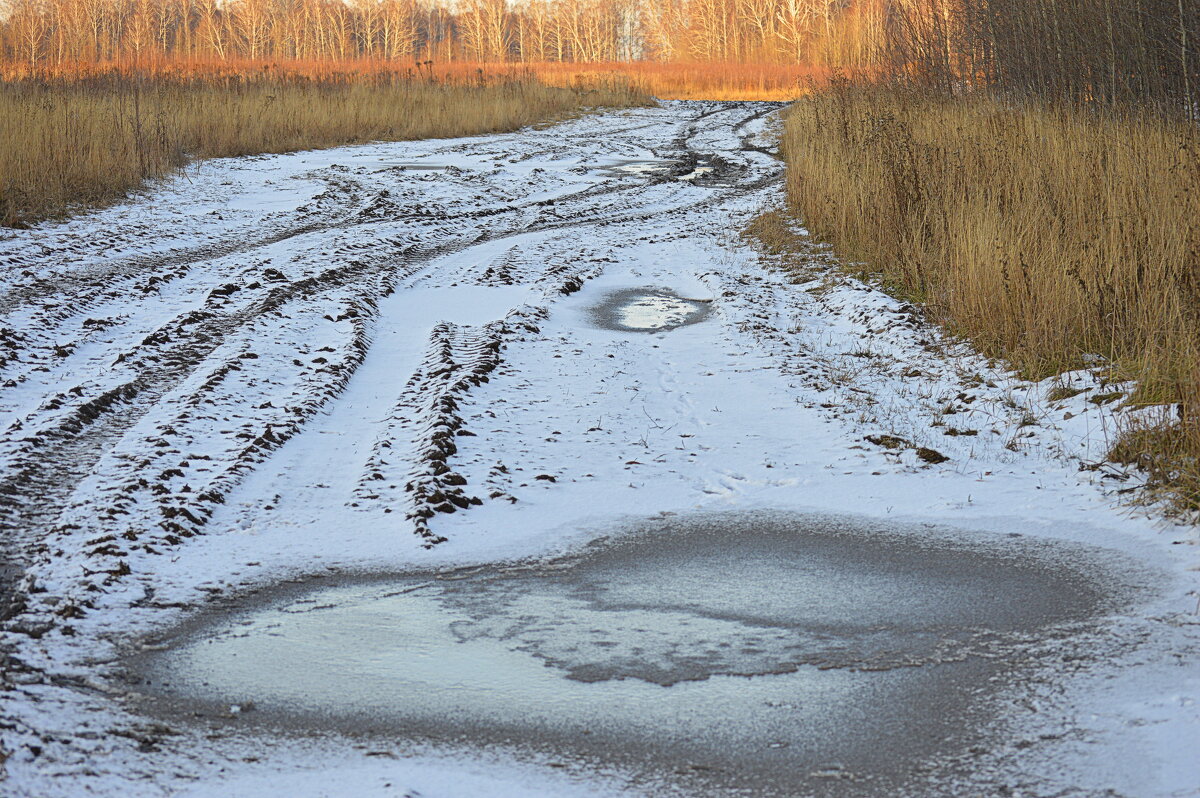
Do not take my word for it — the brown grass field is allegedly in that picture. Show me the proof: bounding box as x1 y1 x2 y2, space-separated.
781 84 1200 512
525 61 829 100
0 58 826 99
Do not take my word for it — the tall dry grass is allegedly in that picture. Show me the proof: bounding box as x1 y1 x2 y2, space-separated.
782 84 1200 511
0 59 828 100
0 67 647 226
525 61 831 100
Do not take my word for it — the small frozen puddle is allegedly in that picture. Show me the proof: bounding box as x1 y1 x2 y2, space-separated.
590 288 712 333
371 161 465 173
129 513 1149 796
601 157 721 182
678 165 717 181
602 159 675 177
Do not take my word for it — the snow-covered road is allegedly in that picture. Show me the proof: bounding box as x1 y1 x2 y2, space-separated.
1 101 1198 797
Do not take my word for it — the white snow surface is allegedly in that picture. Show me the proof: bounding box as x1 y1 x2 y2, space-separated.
0 100 1197 796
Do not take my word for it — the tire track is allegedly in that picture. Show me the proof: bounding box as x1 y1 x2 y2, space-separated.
0 100 782 624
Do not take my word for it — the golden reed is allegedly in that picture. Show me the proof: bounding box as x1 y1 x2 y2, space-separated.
782 85 1200 513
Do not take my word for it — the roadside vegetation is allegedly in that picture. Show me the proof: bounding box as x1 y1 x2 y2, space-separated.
780 0 1199 513
0 66 646 227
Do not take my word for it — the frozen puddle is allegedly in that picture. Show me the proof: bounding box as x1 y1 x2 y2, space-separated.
601 157 719 182
602 159 675 176
590 288 712 333
678 165 716 181
128 513 1148 796
371 161 466 173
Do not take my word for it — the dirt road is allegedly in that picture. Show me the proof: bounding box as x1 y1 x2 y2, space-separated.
1 101 1197 797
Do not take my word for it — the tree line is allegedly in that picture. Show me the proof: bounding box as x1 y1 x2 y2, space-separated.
0 0 886 66
2 0 1192 113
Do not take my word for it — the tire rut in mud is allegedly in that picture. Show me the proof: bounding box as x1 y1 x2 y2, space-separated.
0 189 644 577
0 101 783 623
0 169 375 322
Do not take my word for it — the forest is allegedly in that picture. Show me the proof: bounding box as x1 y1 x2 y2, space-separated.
0 0 883 68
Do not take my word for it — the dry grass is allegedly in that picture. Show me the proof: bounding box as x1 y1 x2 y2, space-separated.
524 62 831 101
743 209 809 256
781 84 1200 512
0 65 647 227
1 58 829 100
741 208 839 279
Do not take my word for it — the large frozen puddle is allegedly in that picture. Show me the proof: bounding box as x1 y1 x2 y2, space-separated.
129 513 1147 795
590 287 712 332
